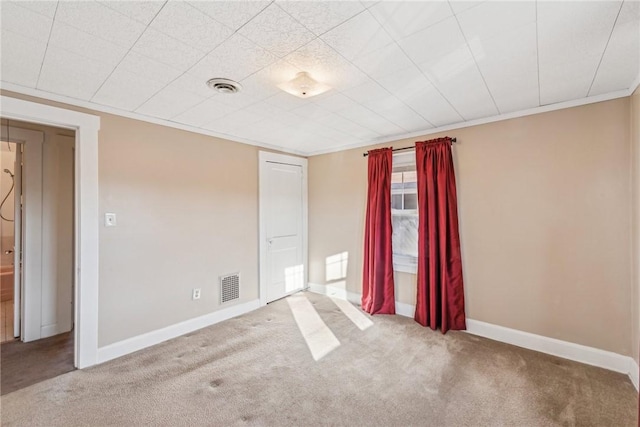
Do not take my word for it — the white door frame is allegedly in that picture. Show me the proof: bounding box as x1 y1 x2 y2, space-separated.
1 96 100 369
258 151 308 307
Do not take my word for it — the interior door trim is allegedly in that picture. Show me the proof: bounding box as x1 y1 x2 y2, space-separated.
258 151 308 307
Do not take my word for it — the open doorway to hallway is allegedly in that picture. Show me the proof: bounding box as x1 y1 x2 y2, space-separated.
0 119 76 395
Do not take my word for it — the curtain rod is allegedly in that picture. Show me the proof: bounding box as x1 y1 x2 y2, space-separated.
362 137 457 157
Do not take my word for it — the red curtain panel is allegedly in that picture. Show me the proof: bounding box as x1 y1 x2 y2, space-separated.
414 138 466 332
362 148 396 315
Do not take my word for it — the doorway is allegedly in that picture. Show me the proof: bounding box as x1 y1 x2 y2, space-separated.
259 151 308 305
1 95 100 368
1 121 76 394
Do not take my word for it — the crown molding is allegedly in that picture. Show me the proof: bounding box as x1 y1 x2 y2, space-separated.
2 80 636 158
0 82 307 157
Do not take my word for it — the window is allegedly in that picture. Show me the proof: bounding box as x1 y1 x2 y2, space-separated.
391 152 418 274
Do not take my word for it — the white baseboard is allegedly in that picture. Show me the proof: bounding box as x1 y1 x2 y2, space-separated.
629 358 639 391
465 319 636 384
307 284 639 391
97 299 260 364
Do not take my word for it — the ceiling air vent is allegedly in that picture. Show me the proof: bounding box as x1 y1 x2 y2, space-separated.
206 78 242 94
220 272 240 304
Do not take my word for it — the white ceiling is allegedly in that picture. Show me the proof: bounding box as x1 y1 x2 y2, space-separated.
1 1 639 155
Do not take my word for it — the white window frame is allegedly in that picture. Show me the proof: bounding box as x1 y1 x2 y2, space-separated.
391 151 418 274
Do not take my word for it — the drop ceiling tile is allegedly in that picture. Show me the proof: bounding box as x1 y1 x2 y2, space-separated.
239 3 315 58
188 1 270 31
214 91 261 110
336 104 405 135
263 92 312 111
456 1 535 42
376 66 463 126
284 39 370 89
55 1 147 48
539 57 603 105
187 34 278 83
132 28 206 72
150 2 233 53
171 73 216 98
38 46 115 100
398 16 465 69
538 1 621 103
118 51 183 86
48 21 128 67
0 2 53 43
276 1 365 36
449 1 485 15
98 1 165 25
469 22 539 113
92 67 166 110
341 78 391 105
0 29 47 87
315 113 379 139
172 98 240 128
135 85 206 120
352 43 415 80
590 0 640 95
320 10 394 61
243 102 290 122
240 60 301 101
12 1 59 18
363 97 434 132
430 64 498 120
368 1 452 40
291 103 333 121
312 92 361 113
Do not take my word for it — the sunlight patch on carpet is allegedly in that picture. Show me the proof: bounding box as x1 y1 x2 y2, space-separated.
331 297 373 331
287 295 340 361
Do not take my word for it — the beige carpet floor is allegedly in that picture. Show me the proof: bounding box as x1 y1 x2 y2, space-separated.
1 292 637 426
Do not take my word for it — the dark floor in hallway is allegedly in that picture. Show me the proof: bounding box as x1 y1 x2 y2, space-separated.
1 332 74 395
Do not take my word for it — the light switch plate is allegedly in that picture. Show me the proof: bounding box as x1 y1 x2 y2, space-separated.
105 213 117 227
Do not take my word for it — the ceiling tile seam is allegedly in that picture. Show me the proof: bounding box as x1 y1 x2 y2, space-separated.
191 0 275 35
34 2 59 90
284 4 370 39
97 0 166 26
449 1 486 17
374 30 465 122
450 3 501 115
141 3 286 118
87 1 174 105
8 1 57 20
366 9 459 126
586 0 625 97
338 84 429 133
535 0 541 106
348 8 438 127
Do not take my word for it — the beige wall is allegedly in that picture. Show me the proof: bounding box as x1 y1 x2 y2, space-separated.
631 87 640 365
310 98 632 356
1 91 268 347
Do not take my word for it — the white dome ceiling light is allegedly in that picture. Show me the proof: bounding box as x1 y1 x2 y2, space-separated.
278 72 331 99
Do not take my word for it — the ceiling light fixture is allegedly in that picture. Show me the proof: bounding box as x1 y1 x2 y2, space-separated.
278 72 331 98
206 78 242 94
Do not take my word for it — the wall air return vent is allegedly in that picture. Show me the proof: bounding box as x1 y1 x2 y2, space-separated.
220 272 240 304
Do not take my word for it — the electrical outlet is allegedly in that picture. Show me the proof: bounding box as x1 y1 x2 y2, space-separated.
192 288 201 300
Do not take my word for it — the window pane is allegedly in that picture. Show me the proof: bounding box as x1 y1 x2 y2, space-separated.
392 214 418 257
403 171 417 183
391 172 403 184
404 193 417 210
391 194 403 210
